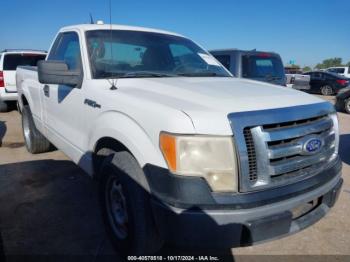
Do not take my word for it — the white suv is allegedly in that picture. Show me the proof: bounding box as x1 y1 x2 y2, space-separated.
0 49 46 112
326 67 350 78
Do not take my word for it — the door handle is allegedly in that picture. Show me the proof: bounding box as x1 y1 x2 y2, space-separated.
43 85 50 97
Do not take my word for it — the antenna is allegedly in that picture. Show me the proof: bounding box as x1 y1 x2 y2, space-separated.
89 13 94 24
108 0 118 90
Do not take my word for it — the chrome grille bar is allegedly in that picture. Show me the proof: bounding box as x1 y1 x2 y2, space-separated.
267 130 335 159
263 117 333 141
270 147 335 176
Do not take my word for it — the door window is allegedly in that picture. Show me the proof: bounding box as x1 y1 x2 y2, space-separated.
48 32 82 70
311 72 323 79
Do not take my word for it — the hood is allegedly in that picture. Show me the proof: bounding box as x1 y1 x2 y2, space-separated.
118 77 326 134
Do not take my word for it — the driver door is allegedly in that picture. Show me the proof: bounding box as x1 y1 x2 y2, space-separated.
43 31 86 159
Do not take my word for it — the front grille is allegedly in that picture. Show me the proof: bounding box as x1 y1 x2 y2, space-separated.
228 102 337 192
244 114 336 189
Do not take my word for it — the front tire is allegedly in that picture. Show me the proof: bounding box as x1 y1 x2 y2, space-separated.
320 85 334 96
22 105 52 154
99 151 162 256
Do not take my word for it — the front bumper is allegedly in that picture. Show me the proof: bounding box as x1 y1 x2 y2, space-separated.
145 158 342 248
0 88 18 101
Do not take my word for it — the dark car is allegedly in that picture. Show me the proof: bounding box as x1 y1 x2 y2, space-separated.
335 87 350 114
210 49 286 86
302 71 349 96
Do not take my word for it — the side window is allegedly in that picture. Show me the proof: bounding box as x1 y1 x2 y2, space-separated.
313 72 323 79
214 55 230 70
48 32 82 70
336 68 345 74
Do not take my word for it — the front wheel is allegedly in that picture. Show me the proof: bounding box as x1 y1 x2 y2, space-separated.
99 151 162 256
320 85 334 96
345 98 350 114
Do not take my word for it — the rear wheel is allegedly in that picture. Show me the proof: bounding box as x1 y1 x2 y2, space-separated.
99 151 162 256
320 85 334 96
0 100 8 112
22 105 52 154
345 98 350 114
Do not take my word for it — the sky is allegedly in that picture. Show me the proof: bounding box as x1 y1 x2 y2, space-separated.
1 0 349 67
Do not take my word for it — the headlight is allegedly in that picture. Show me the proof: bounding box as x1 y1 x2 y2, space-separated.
159 132 238 192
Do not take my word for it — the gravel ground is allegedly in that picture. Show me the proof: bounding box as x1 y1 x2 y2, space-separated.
0 95 349 261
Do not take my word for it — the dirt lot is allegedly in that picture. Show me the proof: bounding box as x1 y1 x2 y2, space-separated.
0 96 349 260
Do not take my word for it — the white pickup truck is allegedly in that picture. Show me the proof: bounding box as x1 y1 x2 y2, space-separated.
17 23 342 255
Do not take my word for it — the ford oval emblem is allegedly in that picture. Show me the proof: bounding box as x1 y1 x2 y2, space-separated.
303 138 323 155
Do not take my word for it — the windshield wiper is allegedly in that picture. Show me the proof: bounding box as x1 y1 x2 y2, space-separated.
96 71 176 79
120 71 177 78
177 72 224 77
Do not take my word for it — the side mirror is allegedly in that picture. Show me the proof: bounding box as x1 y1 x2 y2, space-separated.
38 60 82 87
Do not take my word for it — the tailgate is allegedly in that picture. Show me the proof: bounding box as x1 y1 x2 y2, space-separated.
3 70 17 92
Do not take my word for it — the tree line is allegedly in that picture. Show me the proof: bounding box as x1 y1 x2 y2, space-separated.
287 58 350 72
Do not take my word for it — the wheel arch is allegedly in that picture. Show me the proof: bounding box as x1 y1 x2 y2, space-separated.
87 111 167 181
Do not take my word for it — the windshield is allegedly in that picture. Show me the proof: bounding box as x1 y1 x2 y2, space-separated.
242 55 285 80
85 30 231 78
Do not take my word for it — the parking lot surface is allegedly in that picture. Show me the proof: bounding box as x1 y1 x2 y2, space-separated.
0 95 349 260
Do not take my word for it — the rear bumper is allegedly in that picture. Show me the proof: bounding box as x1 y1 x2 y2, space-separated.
0 88 18 101
147 159 342 248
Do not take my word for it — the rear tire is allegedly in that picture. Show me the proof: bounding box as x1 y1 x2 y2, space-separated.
345 98 350 114
99 151 162 256
22 105 52 154
0 100 8 112
320 85 334 96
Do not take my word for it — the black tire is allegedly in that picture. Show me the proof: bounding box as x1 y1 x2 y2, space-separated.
0 100 8 112
22 105 52 154
99 151 162 256
345 98 350 114
320 85 334 96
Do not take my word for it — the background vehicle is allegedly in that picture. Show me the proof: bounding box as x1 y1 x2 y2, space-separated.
335 87 350 114
303 71 349 95
326 67 350 78
17 24 342 255
210 49 286 86
285 67 310 90
0 49 46 112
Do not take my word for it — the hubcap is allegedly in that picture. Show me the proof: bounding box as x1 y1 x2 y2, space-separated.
106 176 128 239
321 86 333 96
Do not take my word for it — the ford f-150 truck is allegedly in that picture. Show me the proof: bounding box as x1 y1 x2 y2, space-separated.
16 23 342 255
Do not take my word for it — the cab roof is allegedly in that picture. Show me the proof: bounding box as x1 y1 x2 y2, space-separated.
60 24 183 37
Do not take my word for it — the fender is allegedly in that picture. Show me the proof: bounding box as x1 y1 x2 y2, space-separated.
84 110 169 176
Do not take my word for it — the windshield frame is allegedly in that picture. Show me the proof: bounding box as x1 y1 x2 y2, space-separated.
85 29 232 79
